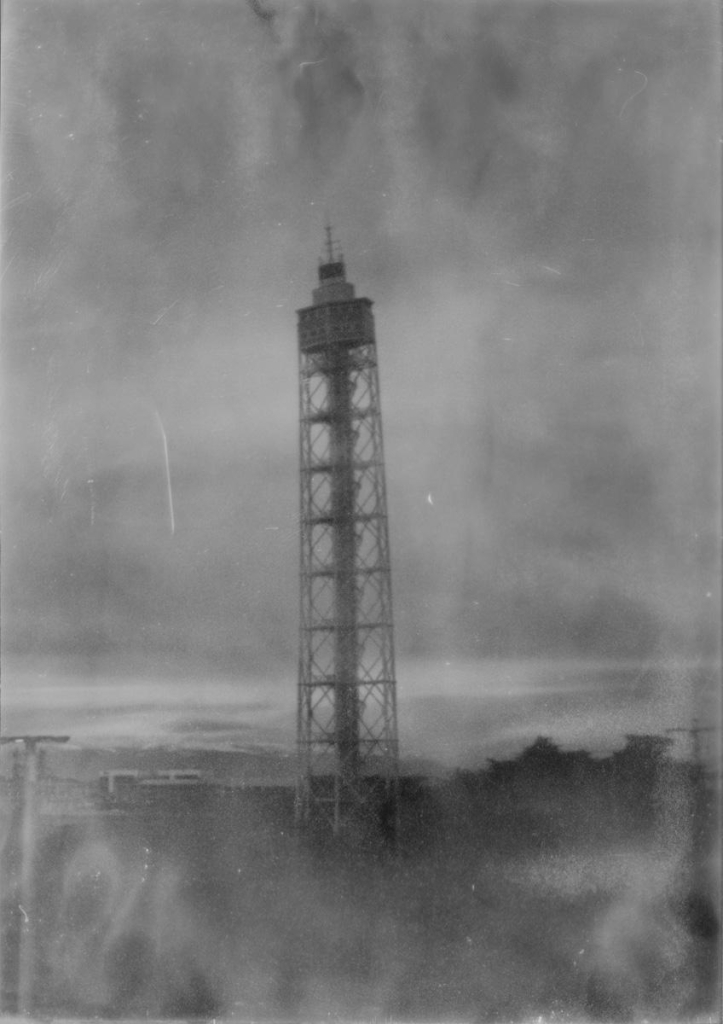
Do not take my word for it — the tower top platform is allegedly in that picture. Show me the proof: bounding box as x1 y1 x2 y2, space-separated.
312 257 356 305
297 231 374 352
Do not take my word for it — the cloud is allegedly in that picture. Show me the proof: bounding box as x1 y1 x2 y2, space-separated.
1 0 719 676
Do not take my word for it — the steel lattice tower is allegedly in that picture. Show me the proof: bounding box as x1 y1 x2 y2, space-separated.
296 230 399 836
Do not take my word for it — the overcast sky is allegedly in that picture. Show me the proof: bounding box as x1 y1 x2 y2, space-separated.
1 0 720 687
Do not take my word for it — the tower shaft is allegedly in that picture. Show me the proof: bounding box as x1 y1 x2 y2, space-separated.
296 249 398 836
329 343 360 781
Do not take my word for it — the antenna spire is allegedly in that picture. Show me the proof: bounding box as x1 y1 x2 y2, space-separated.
324 222 335 263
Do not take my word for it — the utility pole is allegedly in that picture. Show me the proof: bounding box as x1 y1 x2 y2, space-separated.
295 231 399 839
1 735 69 1015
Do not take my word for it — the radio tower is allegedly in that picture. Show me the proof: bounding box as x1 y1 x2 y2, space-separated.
296 228 399 837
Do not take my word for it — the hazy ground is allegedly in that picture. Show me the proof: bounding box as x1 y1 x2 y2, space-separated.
2 767 718 1022
1 656 718 1019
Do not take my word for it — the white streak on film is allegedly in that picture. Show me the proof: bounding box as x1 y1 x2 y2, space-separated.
154 408 175 535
